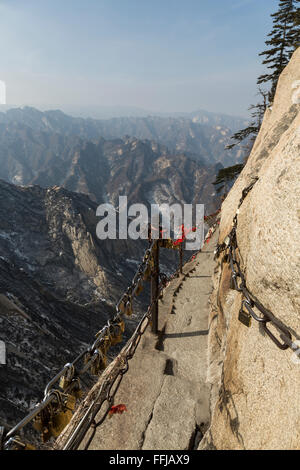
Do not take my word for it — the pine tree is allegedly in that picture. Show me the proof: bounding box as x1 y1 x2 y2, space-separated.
213 164 244 195
258 0 300 102
229 0 299 151
225 88 268 152
222 0 300 187
217 90 267 194
290 1 300 48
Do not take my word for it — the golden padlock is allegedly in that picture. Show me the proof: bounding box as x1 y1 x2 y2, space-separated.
119 318 125 333
33 406 53 443
117 297 127 314
133 280 143 297
110 327 122 346
224 235 231 247
110 319 125 345
70 378 82 400
102 333 112 355
59 375 70 391
143 264 152 281
238 307 252 328
90 350 107 375
148 252 155 269
169 239 176 249
59 364 74 391
125 299 133 316
50 394 76 437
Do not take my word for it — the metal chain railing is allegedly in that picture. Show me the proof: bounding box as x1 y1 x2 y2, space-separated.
61 288 164 451
62 216 221 451
2 212 221 451
215 178 299 355
1 238 157 449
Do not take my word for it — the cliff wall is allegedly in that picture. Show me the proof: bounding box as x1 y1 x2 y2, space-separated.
200 48 300 450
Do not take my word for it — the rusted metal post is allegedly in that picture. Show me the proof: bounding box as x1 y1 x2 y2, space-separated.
150 223 160 334
179 225 183 274
179 245 183 274
148 222 152 247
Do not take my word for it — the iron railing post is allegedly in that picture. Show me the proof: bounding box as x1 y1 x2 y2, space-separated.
150 221 160 335
179 225 183 274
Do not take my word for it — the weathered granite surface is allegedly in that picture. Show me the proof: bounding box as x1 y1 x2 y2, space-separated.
200 48 300 450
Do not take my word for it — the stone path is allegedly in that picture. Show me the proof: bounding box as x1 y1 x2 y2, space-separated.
81 230 218 450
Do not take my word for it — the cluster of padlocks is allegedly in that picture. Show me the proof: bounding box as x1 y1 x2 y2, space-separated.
1 235 183 450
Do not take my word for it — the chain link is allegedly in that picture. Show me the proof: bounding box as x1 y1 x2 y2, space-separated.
215 178 297 353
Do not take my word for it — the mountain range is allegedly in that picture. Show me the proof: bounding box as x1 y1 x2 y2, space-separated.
0 104 248 130
0 106 232 213
0 106 247 173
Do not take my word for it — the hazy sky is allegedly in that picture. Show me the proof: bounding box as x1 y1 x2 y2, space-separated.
0 0 277 116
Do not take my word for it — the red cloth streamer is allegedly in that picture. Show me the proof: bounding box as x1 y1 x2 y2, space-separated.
174 224 197 245
109 404 127 418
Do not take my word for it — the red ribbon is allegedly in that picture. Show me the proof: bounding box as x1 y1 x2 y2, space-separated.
109 404 127 417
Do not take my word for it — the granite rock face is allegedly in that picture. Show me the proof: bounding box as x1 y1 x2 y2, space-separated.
201 48 300 450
